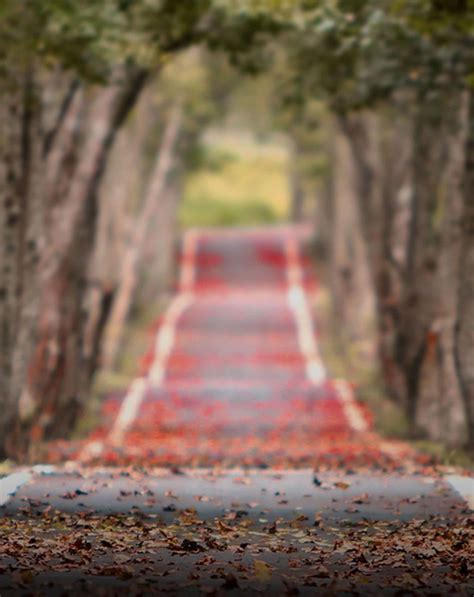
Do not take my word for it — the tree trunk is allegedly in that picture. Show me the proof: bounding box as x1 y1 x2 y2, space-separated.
328 116 376 350
0 71 45 457
455 89 474 447
289 142 305 223
3 67 148 459
102 102 183 370
330 95 471 445
83 82 159 378
138 170 184 307
375 106 413 403
395 92 469 443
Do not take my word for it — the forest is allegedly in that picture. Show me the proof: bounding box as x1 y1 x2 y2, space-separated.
0 0 473 461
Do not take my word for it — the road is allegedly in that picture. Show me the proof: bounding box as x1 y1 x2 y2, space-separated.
1 226 472 595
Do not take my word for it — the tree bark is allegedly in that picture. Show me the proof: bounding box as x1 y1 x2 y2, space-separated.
329 96 471 445
83 82 159 378
138 169 184 307
0 71 45 456
2 67 149 459
395 93 469 443
289 141 305 223
455 89 474 446
102 102 183 370
328 116 376 349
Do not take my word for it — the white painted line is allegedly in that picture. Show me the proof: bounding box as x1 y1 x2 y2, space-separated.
148 292 194 386
332 379 368 433
0 465 56 506
78 231 198 459
108 376 148 445
31 465 56 475
446 475 474 509
284 236 371 432
284 238 327 387
78 440 105 461
377 439 411 460
0 471 32 506
105 231 198 449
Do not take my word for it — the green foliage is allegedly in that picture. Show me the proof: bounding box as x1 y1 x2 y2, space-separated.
281 0 474 113
180 141 290 228
205 9 286 74
186 145 238 173
0 0 286 85
180 195 279 227
1 0 472 101
392 0 474 36
0 0 128 82
137 0 212 52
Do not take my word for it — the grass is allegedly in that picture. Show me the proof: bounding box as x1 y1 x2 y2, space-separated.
179 132 290 229
180 194 279 228
411 441 474 469
0 460 14 476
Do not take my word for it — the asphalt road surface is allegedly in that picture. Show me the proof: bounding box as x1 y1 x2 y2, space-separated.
1 226 472 595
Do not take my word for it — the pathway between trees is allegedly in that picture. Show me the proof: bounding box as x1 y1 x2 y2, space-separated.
1 227 472 595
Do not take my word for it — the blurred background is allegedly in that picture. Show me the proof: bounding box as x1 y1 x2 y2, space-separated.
0 0 472 464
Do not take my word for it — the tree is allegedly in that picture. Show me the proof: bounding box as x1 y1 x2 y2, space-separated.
0 0 216 458
1 0 472 457
281 0 474 444
0 0 287 458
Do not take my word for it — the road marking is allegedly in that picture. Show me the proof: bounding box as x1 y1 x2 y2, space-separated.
79 232 198 457
332 379 368 433
285 238 327 386
284 236 370 432
445 475 474 509
0 471 32 506
0 465 55 507
108 376 148 445
148 292 194 386
109 232 197 446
